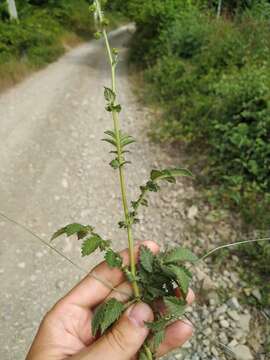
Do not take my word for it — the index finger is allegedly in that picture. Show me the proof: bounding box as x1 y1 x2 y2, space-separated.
59 241 159 308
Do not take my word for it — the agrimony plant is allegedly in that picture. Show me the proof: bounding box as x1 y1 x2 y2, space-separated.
51 1 196 359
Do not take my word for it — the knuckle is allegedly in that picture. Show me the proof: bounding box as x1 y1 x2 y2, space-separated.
105 326 128 353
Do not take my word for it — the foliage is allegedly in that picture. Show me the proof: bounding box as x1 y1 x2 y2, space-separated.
111 0 270 305
51 2 197 359
0 0 98 89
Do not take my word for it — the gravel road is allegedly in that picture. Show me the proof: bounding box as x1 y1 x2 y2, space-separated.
0 26 266 360
0 25 186 359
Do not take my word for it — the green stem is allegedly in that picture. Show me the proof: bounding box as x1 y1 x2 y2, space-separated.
143 344 153 360
95 0 140 298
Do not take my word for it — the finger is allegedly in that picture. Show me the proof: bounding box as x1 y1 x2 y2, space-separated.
106 281 133 303
156 319 193 357
59 241 159 308
155 288 195 315
155 289 195 357
76 302 154 360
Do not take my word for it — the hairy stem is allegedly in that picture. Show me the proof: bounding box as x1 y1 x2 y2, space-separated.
95 0 140 298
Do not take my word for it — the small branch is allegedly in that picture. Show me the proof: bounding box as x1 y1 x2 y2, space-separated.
94 0 140 298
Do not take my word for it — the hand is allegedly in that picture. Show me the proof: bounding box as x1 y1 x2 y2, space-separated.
26 241 195 360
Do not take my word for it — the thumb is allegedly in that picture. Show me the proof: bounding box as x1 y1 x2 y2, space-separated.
87 302 153 360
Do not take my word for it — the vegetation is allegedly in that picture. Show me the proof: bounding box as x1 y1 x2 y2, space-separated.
0 0 123 91
51 2 200 359
107 0 270 305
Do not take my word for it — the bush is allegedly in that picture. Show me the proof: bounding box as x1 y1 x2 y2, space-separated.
0 0 97 89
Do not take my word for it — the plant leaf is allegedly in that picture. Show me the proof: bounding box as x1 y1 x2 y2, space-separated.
163 296 186 317
104 87 116 103
140 246 154 272
150 168 193 183
81 234 102 257
149 329 165 352
105 249 123 268
102 138 117 147
166 265 191 295
92 298 124 336
145 317 171 332
51 223 93 241
163 247 198 264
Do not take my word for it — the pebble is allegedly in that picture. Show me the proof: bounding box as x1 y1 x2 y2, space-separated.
61 178 68 188
238 314 251 333
231 344 253 360
220 319 230 328
18 262 26 269
187 205 198 219
227 297 241 310
215 304 227 317
251 288 262 302
228 310 240 321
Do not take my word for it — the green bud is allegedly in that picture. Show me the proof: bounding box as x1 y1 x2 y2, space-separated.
94 31 102 40
89 4 96 13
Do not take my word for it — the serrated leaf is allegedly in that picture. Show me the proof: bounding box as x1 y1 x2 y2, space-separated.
145 317 171 332
140 246 154 272
163 296 186 317
51 223 93 241
104 87 116 103
163 247 198 264
168 168 194 178
110 159 120 169
146 180 160 192
166 265 191 295
102 138 117 147
105 249 123 268
104 130 116 139
81 234 102 257
113 104 122 113
92 299 124 336
121 136 136 147
150 329 165 352
150 168 193 183
99 239 111 251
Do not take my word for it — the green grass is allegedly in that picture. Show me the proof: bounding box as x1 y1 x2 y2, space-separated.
0 1 125 92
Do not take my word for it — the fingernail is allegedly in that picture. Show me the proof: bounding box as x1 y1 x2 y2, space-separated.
128 302 153 327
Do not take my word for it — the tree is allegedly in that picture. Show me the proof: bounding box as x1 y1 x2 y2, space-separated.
6 0 18 20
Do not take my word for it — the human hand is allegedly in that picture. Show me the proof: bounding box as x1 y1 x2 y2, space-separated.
26 241 194 360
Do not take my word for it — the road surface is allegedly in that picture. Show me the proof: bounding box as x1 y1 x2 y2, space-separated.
0 26 191 359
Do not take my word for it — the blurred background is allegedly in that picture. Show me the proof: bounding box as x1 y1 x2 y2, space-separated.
0 1 269 359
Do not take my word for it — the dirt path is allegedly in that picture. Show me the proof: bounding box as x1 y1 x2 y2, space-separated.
0 26 266 360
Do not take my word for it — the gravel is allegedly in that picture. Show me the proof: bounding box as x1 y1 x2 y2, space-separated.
0 26 267 360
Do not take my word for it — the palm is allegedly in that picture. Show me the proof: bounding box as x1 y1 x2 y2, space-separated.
26 243 194 360
47 303 94 357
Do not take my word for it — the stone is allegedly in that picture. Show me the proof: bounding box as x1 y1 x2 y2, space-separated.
61 178 68 188
227 297 241 310
238 314 251 332
215 304 227 317
251 288 262 302
195 268 217 291
228 339 238 348
231 345 253 360
227 310 240 321
187 205 198 219
18 262 26 269
220 319 230 328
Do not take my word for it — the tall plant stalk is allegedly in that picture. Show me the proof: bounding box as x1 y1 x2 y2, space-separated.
94 0 140 298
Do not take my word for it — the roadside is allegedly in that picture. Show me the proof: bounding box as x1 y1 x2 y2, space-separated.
0 25 268 360
0 1 125 93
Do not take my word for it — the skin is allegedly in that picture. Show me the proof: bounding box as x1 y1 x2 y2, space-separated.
26 241 195 360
